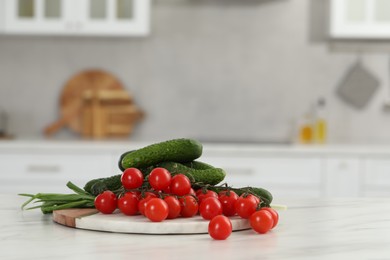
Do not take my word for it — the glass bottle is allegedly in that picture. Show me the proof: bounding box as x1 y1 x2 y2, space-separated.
314 98 327 144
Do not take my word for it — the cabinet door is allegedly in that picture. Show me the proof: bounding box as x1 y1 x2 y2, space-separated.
203 156 323 199
323 158 361 197
78 0 150 36
331 0 390 38
362 158 390 197
4 0 74 34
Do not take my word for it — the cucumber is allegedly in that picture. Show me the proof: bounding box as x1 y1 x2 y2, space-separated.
182 161 215 170
121 138 203 169
156 161 225 186
83 161 224 196
118 150 135 172
84 174 122 196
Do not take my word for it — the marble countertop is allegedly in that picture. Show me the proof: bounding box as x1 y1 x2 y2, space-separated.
2 195 390 259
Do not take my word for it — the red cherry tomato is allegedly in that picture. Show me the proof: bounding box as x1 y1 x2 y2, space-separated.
94 190 117 214
138 196 154 216
250 210 274 234
164 196 181 219
179 195 198 217
199 197 222 220
145 198 169 222
240 194 260 205
218 190 239 216
117 192 139 216
196 189 218 204
148 168 172 191
208 215 232 240
235 196 257 219
188 188 196 196
121 168 144 190
261 207 279 228
170 174 191 196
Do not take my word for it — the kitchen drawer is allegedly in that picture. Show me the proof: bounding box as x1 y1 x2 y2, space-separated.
0 153 113 194
204 156 322 188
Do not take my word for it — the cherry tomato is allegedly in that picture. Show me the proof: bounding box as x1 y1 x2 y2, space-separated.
250 210 274 234
235 196 257 219
261 207 279 228
164 196 181 219
199 197 222 220
148 168 172 191
117 192 139 216
145 198 169 222
138 196 154 216
240 194 260 205
188 188 196 196
179 195 198 217
170 174 191 196
218 190 238 216
121 168 144 190
196 189 218 204
94 190 117 214
208 215 232 240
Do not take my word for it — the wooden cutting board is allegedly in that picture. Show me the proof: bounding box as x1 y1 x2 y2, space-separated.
53 209 251 234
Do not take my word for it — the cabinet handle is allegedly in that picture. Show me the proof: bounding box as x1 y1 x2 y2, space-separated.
26 165 61 173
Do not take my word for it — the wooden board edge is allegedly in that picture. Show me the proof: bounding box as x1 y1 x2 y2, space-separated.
53 208 98 228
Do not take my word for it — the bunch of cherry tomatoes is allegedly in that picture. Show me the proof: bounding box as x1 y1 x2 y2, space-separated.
94 167 279 240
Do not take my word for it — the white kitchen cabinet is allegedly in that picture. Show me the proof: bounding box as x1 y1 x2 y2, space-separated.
361 157 390 196
1 0 150 36
330 0 390 38
323 158 361 197
0 152 114 194
202 152 323 198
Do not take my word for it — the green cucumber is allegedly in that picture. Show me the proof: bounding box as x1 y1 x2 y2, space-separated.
155 161 225 186
120 138 203 169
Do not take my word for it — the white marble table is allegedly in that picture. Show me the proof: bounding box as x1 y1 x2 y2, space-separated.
2 195 390 260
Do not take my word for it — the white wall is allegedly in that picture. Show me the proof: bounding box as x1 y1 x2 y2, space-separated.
0 0 390 144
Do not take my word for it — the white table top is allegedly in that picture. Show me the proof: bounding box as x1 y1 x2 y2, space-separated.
2 195 390 259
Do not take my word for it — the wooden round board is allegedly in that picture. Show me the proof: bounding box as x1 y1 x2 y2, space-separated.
53 208 251 234
59 69 125 133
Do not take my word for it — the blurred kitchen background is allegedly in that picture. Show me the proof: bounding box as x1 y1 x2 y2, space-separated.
2 0 390 143
2 0 390 198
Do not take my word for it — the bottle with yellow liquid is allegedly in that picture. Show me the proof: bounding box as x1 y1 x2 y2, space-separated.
314 98 327 144
298 113 313 144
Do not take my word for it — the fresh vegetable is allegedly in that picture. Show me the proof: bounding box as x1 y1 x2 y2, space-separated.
121 138 203 169
145 198 169 222
84 161 226 196
19 181 95 214
148 168 172 191
121 168 144 190
199 197 222 220
218 190 238 217
20 137 281 240
156 161 226 186
164 196 181 219
179 195 198 218
170 174 191 196
117 192 139 216
196 189 218 204
208 215 232 240
261 207 279 229
94 190 117 214
118 150 135 172
235 196 258 219
250 210 274 234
